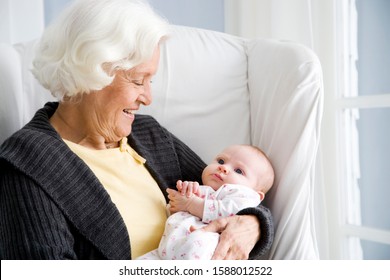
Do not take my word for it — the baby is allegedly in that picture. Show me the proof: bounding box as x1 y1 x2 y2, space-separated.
138 144 274 260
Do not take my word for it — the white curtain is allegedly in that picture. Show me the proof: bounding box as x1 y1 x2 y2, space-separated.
225 0 334 259
0 0 44 44
225 0 314 48
224 0 337 62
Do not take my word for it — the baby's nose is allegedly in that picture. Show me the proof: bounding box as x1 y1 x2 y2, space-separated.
218 165 229 174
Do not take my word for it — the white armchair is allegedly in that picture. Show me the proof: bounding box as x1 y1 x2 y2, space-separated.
0 25 323 259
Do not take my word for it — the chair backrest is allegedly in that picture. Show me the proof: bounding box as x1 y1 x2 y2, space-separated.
0 25 323 259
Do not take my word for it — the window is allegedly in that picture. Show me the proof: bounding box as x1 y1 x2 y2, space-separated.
336 0 390 259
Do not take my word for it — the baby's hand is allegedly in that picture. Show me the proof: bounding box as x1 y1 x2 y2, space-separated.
176 180 200 197
167 188 205 218
167 188 193 213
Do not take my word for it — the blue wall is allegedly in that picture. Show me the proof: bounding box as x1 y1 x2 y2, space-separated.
148 0 224 32
45 0 225 32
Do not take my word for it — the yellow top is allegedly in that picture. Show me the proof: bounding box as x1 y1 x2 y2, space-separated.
64 137 167 258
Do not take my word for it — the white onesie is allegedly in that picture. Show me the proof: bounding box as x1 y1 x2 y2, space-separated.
137 183 261 260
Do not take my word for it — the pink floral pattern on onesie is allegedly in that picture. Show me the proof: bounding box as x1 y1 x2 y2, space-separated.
137 184 261 260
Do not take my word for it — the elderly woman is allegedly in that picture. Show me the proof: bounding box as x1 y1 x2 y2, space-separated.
0 0 273 260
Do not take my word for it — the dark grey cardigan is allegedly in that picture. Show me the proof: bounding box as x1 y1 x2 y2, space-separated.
0 102 273 259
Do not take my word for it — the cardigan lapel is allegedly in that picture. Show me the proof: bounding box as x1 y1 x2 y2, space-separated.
1 103 131 259
129 114 183 203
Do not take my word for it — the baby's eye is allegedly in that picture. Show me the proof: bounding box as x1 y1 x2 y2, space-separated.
217 159 224 164
234 168 244 175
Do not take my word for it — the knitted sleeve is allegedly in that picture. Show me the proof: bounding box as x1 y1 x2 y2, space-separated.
129 115 205 193
237 205 274 259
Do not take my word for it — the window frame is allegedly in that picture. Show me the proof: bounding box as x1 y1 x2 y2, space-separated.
331 0 390 259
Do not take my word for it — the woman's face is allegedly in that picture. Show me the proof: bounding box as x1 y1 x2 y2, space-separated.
87 47 160 142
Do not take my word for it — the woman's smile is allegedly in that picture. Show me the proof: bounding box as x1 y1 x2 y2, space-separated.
122 109 136 120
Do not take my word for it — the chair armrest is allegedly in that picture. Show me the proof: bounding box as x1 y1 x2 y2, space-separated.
247 39 323 259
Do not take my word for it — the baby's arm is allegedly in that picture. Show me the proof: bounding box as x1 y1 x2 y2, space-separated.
167 180 205 219
202 185 261 223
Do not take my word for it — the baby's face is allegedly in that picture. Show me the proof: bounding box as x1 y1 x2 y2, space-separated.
201 145 265 192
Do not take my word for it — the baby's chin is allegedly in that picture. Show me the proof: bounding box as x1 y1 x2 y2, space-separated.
204 181 223 191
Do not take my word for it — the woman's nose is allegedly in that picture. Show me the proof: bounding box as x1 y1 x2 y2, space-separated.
139 85 152 106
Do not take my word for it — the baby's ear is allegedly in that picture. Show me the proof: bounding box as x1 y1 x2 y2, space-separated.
257 191 265 202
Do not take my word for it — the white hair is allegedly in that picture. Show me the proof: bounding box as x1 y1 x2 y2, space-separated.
32 0 170 100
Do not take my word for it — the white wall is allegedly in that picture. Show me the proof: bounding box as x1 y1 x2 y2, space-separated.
0 0 44 44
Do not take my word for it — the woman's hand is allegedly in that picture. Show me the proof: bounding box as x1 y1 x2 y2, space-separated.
199 215 260 260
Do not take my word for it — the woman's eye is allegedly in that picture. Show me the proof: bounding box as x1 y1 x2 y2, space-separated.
217 159 224 164
234 168 243 175
132 80 144 86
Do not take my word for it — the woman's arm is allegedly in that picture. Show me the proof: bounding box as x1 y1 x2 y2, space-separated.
200 206 273 260
237 206 274 259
